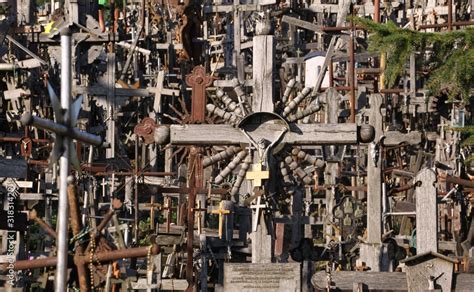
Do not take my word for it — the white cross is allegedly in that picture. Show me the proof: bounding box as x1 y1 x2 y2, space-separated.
250 195 267 232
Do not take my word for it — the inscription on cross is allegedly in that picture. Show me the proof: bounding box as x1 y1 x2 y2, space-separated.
185 66 213 122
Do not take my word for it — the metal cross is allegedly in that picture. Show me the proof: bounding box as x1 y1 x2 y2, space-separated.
185 66 213 122
17 28 103 292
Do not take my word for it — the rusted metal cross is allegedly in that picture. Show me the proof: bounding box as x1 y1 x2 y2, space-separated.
185 66 213 122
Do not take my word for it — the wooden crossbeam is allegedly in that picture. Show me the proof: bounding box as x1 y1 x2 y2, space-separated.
169 124 358 145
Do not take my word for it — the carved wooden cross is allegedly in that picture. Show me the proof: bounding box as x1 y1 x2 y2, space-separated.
246 162 270 187
185 66 213 122
210 201 232 239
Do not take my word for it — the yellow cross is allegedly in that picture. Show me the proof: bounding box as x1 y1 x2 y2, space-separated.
246 162 269 187
210 201 231 239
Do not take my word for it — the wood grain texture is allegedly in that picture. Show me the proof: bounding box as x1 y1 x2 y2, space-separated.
367 94 383 244
169 124 358 145
252 35 274 112
415 168 438 254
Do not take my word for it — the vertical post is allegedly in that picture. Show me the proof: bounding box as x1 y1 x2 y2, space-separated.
349 11 356 123
55 27 72 292
134 136 139 243
374 0 380 23
186 147 199 291
415 168 438 254
252 35 274 112
367 94 383 244
447 0 453 31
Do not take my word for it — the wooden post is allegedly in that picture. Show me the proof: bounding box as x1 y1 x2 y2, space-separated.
324 88 340 244
367 94 383 244
359 94 385 271
415 168 438 254
252 35 274 112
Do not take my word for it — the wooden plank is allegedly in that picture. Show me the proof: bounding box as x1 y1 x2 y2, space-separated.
169 124 358 146
19 193 58 200
383 131 422 146
415 168 438 254
281 15 323 33
84 85 152 97
252 35 274 112
312 271 408 291
367 94 383 244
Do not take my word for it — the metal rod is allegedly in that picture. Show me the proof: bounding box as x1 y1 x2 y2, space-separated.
20 113 103 146
30 210 57 239
55 28 72 292
8 245 160 270
5 35 47 65
67 183 89 292
418 20 474 29
447 0 453 31
374 0 380 23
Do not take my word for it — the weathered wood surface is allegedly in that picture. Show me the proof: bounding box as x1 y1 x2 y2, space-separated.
169 124 358 145
383 131 422 146
360 94 385 272
312 271 474 291
252 35 274 112
415 168 438 254
281 15 323 33
367 94 383 244
312 271 407 291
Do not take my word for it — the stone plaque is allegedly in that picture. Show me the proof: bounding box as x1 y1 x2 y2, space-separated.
224 263 301 292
